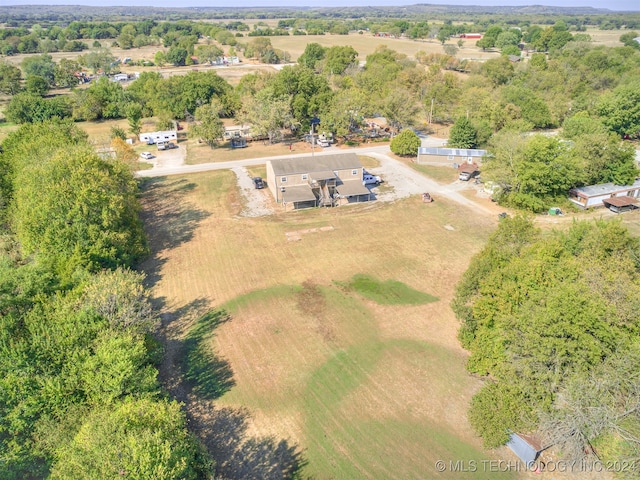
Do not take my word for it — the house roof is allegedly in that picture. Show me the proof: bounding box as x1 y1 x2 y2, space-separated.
281 185 316 204
336 181 371 197
603 196 639 208
419 147 487 157
458 163 479 173
309 171 336 181
269 153 361 176
570 178 640 198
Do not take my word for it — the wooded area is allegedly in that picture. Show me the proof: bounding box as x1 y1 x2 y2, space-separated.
0 121 211 478
452 216 640 475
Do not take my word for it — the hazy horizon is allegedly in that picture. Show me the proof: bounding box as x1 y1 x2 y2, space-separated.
2 1 638 12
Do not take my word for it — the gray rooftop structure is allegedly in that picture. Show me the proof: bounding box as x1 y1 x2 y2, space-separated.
506 434 541 466
336 181 371 197
571 178 640 198
418 147 487 157
270 153 361 176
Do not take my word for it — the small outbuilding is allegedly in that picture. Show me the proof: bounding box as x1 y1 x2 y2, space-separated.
569 179 640 209
506 433 542 467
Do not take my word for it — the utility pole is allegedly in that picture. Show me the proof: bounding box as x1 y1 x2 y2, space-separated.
310 126 315 156
429 98 435 125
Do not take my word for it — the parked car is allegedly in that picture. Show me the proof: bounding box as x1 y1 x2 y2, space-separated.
157 141 166 150
140 152 154 160
318 139 330 147
458 171 478 181
363 174 381 185
253 177 265 189
167 142 177 149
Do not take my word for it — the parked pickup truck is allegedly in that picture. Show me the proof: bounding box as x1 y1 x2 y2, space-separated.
157 141 167 151
363 174 382 185
458 171 478 181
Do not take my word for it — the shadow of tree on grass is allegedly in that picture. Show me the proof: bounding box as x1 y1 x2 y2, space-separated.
182 308 235 400
138 176 211 287
190 401 308 480
158 302 307 479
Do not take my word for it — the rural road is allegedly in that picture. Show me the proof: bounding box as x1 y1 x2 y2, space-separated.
136 137 497 216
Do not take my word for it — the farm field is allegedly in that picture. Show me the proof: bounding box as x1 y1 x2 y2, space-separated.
269 32 501 62
139 169 522 479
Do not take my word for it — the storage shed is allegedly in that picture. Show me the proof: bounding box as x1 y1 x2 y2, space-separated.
506 433 542 467
568 179 640 209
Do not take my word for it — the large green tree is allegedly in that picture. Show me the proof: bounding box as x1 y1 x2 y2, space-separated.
49 398 206 480
597 80 640 139
21 53 55 86
12 145 148 277
483 133 580 211
453 217 640 451
190 100 225 147
237 90 295 144
298 42 326 70
390 129 421 156
322 45 358 75
448 117 478 148
0 60 22 95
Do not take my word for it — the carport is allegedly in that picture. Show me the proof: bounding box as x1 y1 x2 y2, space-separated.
602 196 639 213
335 181 372 204
281 185 317 211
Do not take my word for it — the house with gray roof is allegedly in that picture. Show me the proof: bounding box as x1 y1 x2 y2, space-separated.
266 153 372 210
417 147 487 166
569 179 640 209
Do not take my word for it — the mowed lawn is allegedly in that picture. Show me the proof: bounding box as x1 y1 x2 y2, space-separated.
139 170 514 479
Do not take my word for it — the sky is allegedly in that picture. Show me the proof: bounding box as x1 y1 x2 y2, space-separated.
3 1 639 10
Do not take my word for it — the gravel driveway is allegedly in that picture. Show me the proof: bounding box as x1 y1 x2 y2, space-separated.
232 167 274 217
362 152 496 216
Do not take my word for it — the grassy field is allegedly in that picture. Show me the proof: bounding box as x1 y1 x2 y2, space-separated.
139 169 519 479
270 32 500 62
410 163 460 184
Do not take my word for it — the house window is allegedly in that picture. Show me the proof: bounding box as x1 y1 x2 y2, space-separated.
302 174 308 180
352 169 358 175
448 155 454 161
281 177 287 183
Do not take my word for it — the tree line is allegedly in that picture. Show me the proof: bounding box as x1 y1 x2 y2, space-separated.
0 120 211 478
452 216 640 475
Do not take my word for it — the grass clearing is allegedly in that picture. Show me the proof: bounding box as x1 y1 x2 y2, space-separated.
411 163 459 184
356 154 381 169
339 273 439 305
140 167 513 478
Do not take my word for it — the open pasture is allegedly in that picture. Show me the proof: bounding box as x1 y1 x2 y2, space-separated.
140 169 517 479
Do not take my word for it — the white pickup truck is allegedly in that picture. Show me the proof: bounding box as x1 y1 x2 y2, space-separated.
363 174 381 185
